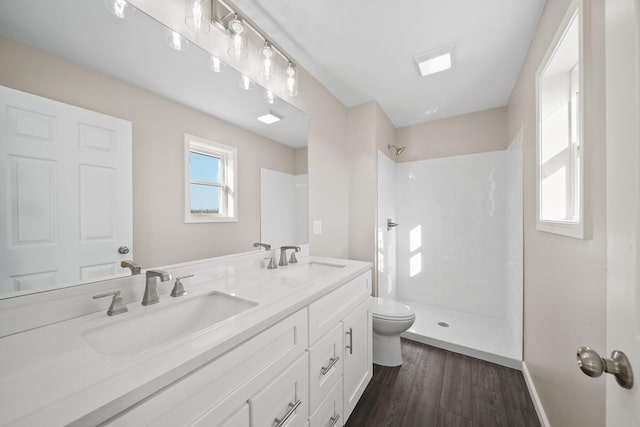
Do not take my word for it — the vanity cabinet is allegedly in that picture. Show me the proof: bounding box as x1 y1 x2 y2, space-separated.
307 270 372 425
342 298 372 420
105 270 371 427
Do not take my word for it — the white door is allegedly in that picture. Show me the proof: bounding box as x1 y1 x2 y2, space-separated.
604 0 640 424
0 86 132 294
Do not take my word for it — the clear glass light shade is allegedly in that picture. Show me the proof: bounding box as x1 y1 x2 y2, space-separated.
104 0 135 19
238 74 255 90
185 0 210 34
264 89 277 105
259 44 275 81
166 29 188 51
227 16 248 60
285 63 298 97
208 55 224 73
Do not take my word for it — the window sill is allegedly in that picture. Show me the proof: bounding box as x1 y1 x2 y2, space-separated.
537 219 585 239
185 215 237 224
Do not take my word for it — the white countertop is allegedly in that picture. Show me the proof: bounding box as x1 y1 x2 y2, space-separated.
0 255 371 426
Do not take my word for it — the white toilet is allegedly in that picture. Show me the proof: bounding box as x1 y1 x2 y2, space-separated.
371 297 416 367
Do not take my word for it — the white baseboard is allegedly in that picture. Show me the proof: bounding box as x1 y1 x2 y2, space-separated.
522 361 551 427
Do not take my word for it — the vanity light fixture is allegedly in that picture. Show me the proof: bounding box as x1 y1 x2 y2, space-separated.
239 74 255 90
208 54 224 72
227 14 248 60
104 0 134 19
185 0 301 97
414 45 454 76
257 112 281 124
166 29 188 51
185 0 211 34
285 63 299 97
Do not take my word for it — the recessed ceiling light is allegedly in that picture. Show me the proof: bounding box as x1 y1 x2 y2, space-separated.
415 45 453 77
257 112 280 124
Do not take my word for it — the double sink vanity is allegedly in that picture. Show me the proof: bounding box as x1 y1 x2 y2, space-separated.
0 250 373 426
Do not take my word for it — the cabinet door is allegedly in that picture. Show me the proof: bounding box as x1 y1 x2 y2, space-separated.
341 298 372 421
250 353 309 427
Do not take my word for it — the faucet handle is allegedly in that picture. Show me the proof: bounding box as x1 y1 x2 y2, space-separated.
171 274 194 297
289 252 298 264
93 290 128 316
264 257 278 269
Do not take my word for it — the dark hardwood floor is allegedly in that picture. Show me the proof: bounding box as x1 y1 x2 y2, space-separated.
345 339 540 427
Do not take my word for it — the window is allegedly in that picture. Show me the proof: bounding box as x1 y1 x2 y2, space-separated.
184 134 237 223
536 2 584 238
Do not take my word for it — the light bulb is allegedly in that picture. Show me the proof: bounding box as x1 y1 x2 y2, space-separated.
260 44 275 81
105 0 134 19
185 0 210 34
285 63 298 97
208 55 223 73
264 89 276 105
239 75 255 90
166 30 187 51
227 15 247 60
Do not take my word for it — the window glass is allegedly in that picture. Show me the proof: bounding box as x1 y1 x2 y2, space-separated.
189 151 220 183
189 184 220 214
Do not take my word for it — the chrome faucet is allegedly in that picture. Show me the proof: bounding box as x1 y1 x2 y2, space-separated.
142 269 172 306
279 246 301 266
253 242 271 251
121 260 141 275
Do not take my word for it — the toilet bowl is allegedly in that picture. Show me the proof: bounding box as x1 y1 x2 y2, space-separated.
371 297 416 367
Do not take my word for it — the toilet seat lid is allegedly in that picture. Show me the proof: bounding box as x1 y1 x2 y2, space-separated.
372 297 415 321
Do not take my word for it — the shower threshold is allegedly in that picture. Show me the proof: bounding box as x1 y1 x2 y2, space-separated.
399 299 522 369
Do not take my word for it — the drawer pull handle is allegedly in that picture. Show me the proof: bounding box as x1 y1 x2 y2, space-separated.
321 356 340 375
273 399 301 427
329 413 340 427
346 328 353 355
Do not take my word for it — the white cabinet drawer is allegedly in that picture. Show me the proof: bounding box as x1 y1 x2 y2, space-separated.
309 378 343 427
107 308 308 426
250 353 309 427
308 271 371 344
308 323 342 414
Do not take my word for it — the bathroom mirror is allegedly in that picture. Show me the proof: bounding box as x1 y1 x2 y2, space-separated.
0 0 308 298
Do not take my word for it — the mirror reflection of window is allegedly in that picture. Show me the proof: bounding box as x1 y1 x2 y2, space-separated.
537 4 583 238
189 152 221 214
184 134 237 223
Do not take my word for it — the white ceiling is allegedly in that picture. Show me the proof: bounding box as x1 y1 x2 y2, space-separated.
233 0 547 127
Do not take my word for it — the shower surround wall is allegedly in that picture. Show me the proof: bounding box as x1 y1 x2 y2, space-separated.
390 147 522 363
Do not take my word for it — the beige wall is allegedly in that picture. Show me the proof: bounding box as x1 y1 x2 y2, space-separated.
0 36 298 268
395 107 508 162
347 102 377 263
507 1 607 426
294 146 308 175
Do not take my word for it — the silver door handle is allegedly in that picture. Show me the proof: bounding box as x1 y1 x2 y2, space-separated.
577 346 634 389
273 399 301 427
321 356 340 375
118 246 130 254
329 413 340 427
346 328 353 355
387 218 399 231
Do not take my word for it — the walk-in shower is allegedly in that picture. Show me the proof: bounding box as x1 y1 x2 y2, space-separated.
377 139 523 367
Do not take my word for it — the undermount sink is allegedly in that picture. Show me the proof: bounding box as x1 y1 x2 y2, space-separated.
83 292 257 356
277 261 344 285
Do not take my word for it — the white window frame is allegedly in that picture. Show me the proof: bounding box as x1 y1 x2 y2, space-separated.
535 0 585 239
184 134 237 223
